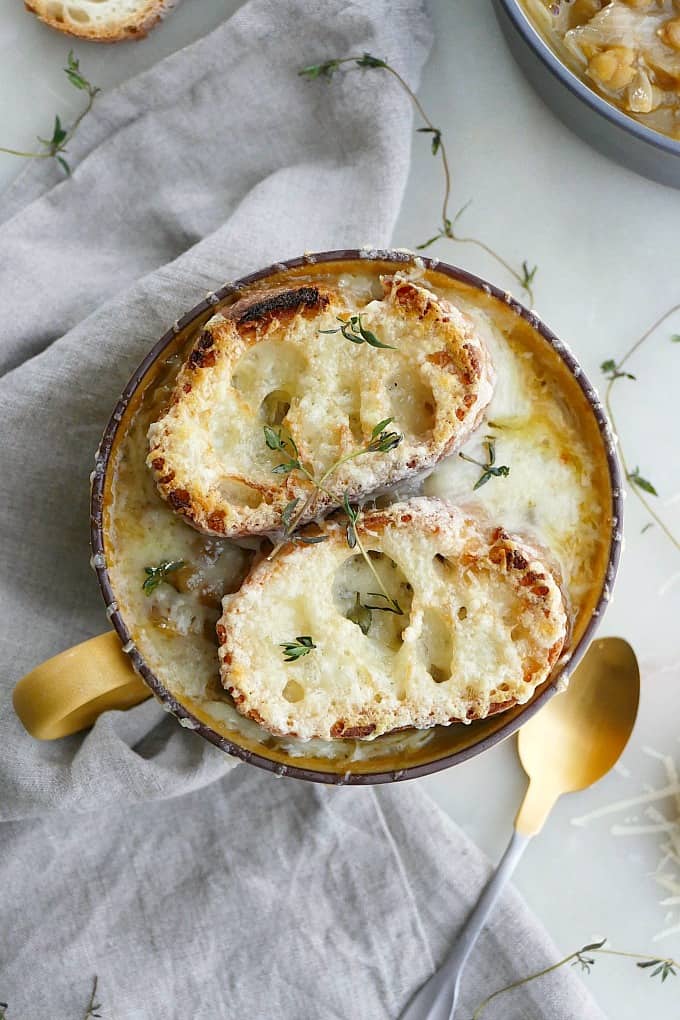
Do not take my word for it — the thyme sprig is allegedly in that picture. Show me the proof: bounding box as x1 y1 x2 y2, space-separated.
319 314 395 349
299 53 537 304
84 976 102 1019
458 437 510 490
602 304 680 554
280 636 316 662
265 418 403 550
1 51 100 175
263 419 404 613
343 494 403 616
142 559 185 596
472 940 678 1018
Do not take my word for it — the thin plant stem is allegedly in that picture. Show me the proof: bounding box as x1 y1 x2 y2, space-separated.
472 947 678 1019
268 443 391 559
299 54 535 303
0 146 51 159
605 302 680 553
351 527 403 615
83 975 101 1019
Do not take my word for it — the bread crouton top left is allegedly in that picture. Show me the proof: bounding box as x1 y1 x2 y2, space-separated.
146 275 496 537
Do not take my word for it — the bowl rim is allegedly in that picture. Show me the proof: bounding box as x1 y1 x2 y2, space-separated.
497 0 680 158
90 248 623 785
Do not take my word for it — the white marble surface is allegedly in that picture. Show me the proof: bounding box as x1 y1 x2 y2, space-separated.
2 1 679 1017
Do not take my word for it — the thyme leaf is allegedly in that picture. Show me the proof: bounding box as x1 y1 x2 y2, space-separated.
281 498 301 531
299 52 536 302
272 459 301 475
298 53 388 80
264 426 302 475
521 260 538 292
142 559 185 596
64 50 90 91
637 959 677 981
347 593 372 635
671 334 680 342
280 636 316 662
355 53 388 69
298 59 342 79
264 425 287 451
459 438 510 490
628 467 658 497
417 125 442 155
364 592 404 615
601 358 635 382
319 313 395 349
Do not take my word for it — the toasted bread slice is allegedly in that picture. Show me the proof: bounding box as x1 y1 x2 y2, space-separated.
147 276 495 538
217 497 568 741
24 0 178 41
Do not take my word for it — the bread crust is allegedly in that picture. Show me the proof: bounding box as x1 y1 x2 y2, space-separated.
24 0 178 42
217 497 569 741
147 276 496 537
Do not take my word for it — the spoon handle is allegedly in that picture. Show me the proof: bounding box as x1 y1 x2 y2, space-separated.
400 829 531 1020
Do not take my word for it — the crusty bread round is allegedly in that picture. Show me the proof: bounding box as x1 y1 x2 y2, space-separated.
24 0 179 42
216 497 569 741
147 276 495 538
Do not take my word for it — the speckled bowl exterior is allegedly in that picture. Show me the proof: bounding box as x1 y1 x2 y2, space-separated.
90 249 623 785
494 0 680 190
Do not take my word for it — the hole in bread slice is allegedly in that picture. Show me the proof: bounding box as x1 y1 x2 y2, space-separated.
216 497 569 741
148 276 495 537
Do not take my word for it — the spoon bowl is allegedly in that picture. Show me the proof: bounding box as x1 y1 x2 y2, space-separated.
516 637 640 836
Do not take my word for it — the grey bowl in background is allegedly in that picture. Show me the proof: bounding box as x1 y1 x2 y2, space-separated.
493 0 680 190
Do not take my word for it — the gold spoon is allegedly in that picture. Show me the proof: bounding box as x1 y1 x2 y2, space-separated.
402 637 640 1020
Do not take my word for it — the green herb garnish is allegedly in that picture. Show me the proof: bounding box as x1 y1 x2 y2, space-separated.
142 559 185 596
637 958 677 981
265 420 403 550
459 438 510 490
280 636 316 662
628 467 658 497
601 358 635 382
347 593 372 635
319 313 395 349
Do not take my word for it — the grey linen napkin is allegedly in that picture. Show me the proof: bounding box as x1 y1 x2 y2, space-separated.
0 2 606 1017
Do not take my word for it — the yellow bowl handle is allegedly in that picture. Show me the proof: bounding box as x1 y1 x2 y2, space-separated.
13 631 151 740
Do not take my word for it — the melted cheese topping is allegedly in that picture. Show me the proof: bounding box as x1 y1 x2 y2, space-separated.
219 500 567 741
104 261 613 768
